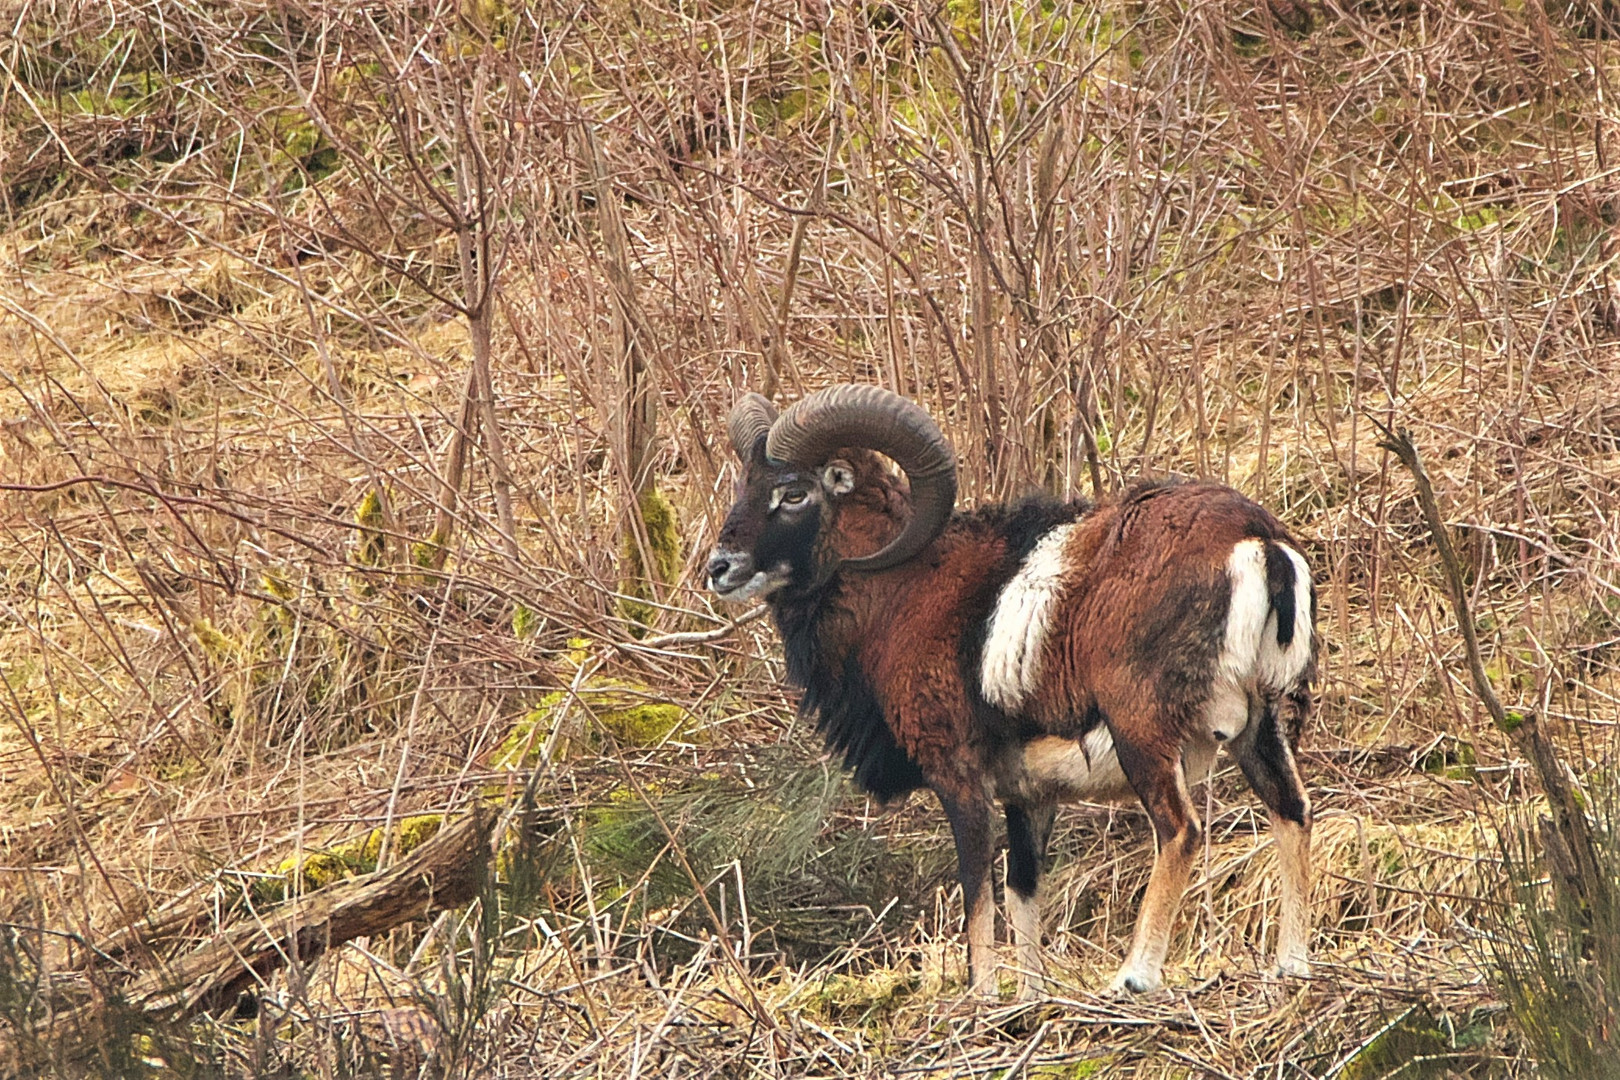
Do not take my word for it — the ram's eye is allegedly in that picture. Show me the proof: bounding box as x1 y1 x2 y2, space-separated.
779 490 808 507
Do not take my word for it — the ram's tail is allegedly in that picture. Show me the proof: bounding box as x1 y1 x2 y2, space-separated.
1256 540 1314 691
1204 539 1316 745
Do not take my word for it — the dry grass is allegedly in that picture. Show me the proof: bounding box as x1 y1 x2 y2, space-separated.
3 0 1620 1075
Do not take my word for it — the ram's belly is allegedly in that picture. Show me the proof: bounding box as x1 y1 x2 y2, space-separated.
998 729 1131 803
997 728 1219 805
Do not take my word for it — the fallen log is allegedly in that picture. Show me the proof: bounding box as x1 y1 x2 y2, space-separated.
134 802 495 1020
21 802 496 1072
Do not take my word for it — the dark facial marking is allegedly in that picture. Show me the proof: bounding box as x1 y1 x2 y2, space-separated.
715 457 827 593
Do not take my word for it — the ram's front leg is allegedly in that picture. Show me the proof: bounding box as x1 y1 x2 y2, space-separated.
940 791 997 997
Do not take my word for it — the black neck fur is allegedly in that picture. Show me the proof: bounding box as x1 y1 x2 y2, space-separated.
771 586 926 802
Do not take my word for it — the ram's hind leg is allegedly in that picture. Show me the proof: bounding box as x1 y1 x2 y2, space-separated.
941 792 997 997
1005 802 1056 1000
1111 736 1201 994
1233 696 1313 978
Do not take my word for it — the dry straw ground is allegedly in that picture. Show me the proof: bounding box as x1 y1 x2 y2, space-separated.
2 0 1619 1075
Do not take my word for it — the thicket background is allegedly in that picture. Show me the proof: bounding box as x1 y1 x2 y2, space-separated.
3 0 1619 1075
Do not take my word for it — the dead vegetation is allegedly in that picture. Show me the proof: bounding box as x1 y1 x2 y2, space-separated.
2 0 1620 1075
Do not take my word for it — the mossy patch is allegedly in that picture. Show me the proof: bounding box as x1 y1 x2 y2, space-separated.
65 70 167 117
189 617 241 661
411 526 450 570
253 814 445 904
1024 1063 1108 1080
1417 735 1478 781
1336 1004 1494 1079
493 638 694 765
1483 646 1536 697
617 485 682 631
493 686 690 765
799 968 918 1026
276 112 339 186
260 570 298 603
354 489 386 567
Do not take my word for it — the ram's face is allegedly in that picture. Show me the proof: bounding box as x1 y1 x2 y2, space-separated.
706 442 856 603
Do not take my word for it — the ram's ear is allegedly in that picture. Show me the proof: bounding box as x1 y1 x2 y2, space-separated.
821 459 857 497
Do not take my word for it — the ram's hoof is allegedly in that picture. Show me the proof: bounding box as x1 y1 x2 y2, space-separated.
1273 955 1311 979
1013 978 1050 1004
1107 968 1162 996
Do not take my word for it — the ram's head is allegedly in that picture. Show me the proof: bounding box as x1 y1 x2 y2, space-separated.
706 385 957 602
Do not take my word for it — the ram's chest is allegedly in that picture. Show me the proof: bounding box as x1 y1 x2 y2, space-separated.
865 602 986 763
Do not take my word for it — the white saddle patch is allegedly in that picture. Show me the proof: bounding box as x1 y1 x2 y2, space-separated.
981 523 1077 711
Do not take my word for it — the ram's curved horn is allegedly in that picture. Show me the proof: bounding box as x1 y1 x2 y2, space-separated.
766 384 957 572
727 393 778 459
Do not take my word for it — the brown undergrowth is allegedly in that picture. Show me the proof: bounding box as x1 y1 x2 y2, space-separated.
3 0 1620 1075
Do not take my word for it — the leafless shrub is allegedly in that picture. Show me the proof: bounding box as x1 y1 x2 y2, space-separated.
2 0 1619 1074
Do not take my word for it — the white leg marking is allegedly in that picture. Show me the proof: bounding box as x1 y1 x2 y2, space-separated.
1007 883 1045 1000
1265 548 1313 976
1270 811 1312 978
966 873 997 997
981 523 1077 711
1219 540 1315 980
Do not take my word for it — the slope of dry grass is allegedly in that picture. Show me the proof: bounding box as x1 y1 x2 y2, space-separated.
3 0 1620 1075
